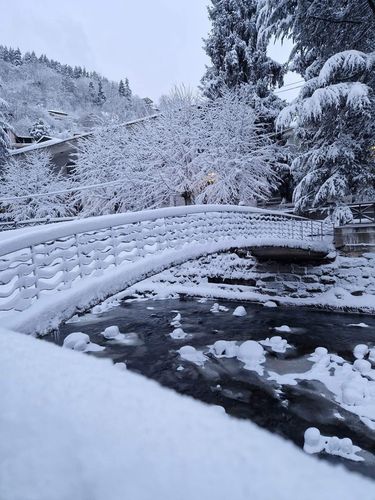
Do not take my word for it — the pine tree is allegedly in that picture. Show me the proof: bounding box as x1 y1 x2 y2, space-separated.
29 119 50 141
0 96 10 166
13 48 22 66
123 78 132 100
118 79 125 97
88 81 96 102
95 81 106 106
261 0 375 215
202 0 283 99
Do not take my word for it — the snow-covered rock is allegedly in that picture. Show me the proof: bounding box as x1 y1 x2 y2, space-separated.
170 313 181 326
63 332 104 352
115 362 127 371
274 325 291 333
369 348 375 364
232 306 247 317
210 303 229 313
308 347 329 363
210 340 238 358
353 359 371 375
263 301 277 308
170 328 187 340
260 336 290 353
102 325 121 339
304 427 363 462
237 341 265 373
177 346 207 366
353 344 369 360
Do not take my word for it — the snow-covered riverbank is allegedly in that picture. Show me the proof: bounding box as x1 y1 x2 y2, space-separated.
1 328 374 500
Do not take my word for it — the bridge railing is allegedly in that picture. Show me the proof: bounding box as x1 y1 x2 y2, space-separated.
0 205 327 313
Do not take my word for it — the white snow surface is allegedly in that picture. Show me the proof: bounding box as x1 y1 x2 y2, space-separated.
0 329 374 500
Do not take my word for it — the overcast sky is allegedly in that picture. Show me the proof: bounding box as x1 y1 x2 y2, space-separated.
0 0 299 101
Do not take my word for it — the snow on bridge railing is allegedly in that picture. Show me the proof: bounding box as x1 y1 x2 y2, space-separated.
0 205 327 313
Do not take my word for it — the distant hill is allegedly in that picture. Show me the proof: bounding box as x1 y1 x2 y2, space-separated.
0 45 154 137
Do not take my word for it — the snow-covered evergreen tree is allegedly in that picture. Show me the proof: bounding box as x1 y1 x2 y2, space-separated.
202 0 283 100
29 119 50 141
123 78 132 100
0 94 10 166
95 81 106 106
259 0 375 79
278 51 375 213
118 80 125 97
261 0 375 214
0 151 73 221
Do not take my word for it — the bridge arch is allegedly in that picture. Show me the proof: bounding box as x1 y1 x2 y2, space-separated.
0 205 331 334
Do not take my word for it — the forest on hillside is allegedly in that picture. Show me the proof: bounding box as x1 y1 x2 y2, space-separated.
0 45 153 137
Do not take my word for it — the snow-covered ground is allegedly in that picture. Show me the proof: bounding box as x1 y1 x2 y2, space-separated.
127 251 375 314
1 328 374 500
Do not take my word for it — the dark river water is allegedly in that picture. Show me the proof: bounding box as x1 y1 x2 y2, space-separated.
48 297 375 478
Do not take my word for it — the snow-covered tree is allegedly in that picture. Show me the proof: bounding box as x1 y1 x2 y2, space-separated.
202 0 283 100
73 123 145 216
0 150 73 221
277 51 375 213
95 81 106 106
129 88 204 206
196 86 281 204
130 87 281 206
0 95 10 166
259 0 375 78
118 80 125 97
29 119 50 141
260 0 375 213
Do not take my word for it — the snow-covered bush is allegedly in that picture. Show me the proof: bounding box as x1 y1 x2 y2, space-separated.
0 150 73 221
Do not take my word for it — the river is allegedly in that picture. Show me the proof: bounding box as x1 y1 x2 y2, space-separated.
47 296 375 478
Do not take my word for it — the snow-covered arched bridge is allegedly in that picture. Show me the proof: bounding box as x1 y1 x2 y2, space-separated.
0 205 332 334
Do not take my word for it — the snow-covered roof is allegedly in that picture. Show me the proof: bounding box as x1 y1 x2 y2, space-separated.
9 114 160 156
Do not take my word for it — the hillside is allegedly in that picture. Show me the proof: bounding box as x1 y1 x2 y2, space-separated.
0 45 154 137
